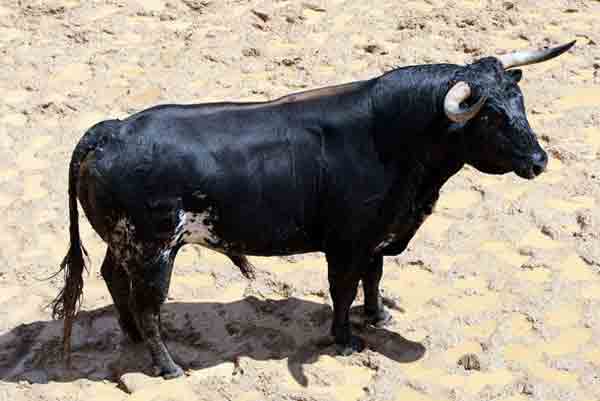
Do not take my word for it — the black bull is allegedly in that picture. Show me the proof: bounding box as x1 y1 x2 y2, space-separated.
52 42 575 378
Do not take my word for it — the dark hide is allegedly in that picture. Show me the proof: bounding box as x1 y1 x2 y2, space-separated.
56 57 553 377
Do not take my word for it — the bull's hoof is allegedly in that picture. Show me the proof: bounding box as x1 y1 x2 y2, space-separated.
364 307 393 328
154 364 185 379
335 335 365 356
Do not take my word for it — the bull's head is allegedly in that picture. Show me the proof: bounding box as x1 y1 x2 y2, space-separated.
444 41 575 179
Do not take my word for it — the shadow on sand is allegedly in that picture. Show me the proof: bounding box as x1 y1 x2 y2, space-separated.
0 296 424 386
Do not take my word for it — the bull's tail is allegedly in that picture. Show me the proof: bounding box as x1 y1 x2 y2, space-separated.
50 120 117 365
51 152 87 364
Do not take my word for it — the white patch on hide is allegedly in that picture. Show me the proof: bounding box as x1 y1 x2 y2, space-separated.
157 248 172 265
172 209 221 249
375 233 397 252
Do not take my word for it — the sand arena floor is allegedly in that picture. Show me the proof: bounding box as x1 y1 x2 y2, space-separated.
0 1 599 400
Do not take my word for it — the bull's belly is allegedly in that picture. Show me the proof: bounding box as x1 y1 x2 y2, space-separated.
172 210 320 256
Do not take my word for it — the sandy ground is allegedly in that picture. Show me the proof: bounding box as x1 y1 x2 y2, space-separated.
0 0 599 400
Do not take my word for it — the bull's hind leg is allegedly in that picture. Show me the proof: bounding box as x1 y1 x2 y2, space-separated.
128 246 183 379
362 254 392 327
100 248 142 342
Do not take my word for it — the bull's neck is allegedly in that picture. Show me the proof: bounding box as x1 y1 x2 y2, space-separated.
369 64 466 180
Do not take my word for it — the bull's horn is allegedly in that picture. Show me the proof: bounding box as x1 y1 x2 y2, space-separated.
444 81 487 123
498 40 576 70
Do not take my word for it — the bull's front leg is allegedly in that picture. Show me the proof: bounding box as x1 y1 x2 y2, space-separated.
326 251 365 356
129 247 183 379
362 254 392 327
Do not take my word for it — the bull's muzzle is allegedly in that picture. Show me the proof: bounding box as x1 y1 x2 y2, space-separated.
515 150 548 179
530 151 548 176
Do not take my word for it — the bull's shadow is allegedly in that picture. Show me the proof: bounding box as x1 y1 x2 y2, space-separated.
0 296 424 386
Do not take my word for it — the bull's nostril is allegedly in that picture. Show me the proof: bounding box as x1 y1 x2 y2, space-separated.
532 162 544 176
530 151 548 176
532 151 547 163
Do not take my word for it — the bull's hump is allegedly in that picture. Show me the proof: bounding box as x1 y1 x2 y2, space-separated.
270 80 369 105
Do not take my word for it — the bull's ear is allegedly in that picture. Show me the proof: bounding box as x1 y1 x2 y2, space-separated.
507 69 523 82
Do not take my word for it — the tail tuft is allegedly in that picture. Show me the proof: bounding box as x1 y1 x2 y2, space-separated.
50 241 87 363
